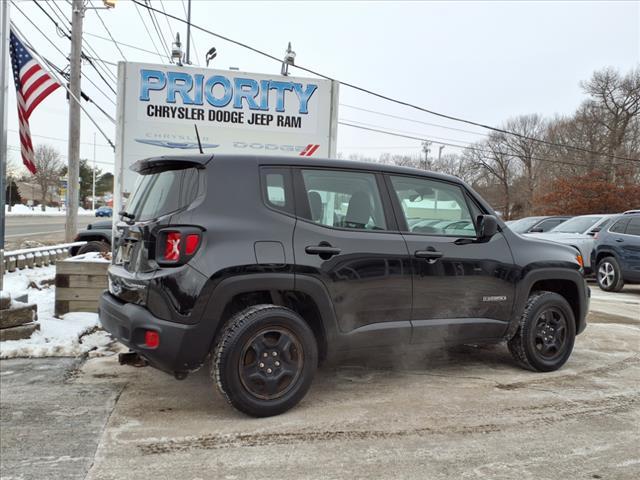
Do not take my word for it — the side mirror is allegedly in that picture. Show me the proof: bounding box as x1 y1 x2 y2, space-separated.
587 227 600 236
530 227 544 233
478 214 498 239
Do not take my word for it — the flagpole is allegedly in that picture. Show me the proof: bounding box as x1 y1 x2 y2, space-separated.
0 0 10 292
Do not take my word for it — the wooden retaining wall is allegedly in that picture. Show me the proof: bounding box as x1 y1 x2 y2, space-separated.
54 259 109 316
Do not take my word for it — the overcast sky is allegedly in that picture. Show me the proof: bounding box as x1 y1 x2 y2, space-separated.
6 0 639 174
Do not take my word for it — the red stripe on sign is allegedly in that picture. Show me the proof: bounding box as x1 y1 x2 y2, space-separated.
306 144 320 156
299 144 312 156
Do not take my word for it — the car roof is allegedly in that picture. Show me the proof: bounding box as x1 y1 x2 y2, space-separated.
135 154 465 185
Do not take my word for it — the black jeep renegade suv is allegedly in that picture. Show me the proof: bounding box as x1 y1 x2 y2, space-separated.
99 154 589 417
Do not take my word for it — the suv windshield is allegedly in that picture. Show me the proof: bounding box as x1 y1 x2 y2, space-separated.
550 216 602 234
125 167 201 222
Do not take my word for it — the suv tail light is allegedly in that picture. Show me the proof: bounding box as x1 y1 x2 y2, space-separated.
157 227 203 266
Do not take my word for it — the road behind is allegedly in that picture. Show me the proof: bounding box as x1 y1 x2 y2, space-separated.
4 215 98 249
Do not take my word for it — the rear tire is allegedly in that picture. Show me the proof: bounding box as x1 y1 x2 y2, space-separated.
508 291 576 372
212 304 318 417
77 240 110 255
597 256 624 292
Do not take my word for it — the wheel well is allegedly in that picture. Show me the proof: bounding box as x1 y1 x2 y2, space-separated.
77 235 110 244
530 279 580 327
217 290 328 362
595 251 616 266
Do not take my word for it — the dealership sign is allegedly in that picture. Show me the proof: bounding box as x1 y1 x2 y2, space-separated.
114 61 339 198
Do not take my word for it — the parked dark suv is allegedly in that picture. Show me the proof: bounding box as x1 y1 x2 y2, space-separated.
593 213 640 292
99 155 589 417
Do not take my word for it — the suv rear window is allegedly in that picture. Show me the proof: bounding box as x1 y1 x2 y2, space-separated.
125 167 201 222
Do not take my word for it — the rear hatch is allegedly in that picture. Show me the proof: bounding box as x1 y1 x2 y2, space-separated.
110 157 208 304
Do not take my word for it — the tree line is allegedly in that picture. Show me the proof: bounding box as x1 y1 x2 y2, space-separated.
344 67 640 219
5 144 113 209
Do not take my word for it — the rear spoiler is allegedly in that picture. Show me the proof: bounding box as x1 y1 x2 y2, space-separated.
130 155 214 175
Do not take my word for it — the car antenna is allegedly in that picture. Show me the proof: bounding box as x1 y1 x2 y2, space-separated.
194 124 203 154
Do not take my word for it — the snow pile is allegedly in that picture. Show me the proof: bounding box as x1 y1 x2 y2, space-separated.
67 251 111 263
6 204 94 216
0 266 113 359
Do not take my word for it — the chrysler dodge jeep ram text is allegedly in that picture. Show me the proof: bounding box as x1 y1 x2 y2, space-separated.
99 155 589 417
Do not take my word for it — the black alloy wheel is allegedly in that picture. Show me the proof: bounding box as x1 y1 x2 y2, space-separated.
212 304 318 417
533 307 568 361
238 327 304 400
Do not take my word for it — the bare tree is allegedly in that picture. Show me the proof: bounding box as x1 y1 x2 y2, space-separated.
33 144 63 209
581 67 640 180
431 152 479 184
465 134 517 219
501 114 548 216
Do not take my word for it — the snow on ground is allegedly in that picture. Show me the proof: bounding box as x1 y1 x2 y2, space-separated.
5 204 95 216
67 251 111 263
0 265 113 359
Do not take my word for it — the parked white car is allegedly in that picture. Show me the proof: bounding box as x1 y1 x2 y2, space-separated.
526 214 616 273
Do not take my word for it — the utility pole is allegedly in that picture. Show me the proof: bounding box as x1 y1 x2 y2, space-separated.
185 0 192 64
65 0 84 242
421 141 431 171
0 0 10 291
92 132 96 212
438 145 445 162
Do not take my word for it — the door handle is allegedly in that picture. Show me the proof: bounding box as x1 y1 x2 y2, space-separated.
414 250 444 260
615 238 624 243
305 245 342 257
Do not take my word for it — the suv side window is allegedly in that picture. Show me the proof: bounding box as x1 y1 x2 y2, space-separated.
389 175 476 237
626 217 640 236
261 167 294 215
609 218 629 234
537 218 565 232
299 169 387 230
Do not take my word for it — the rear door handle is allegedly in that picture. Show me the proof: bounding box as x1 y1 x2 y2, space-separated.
414 250 444 260
615 238 624 243
305 245 342 257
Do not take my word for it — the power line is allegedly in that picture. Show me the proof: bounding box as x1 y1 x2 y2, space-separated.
338 121 601 170
143 0 172 60
41 0 118 84
133 0 167 62
340 118 483 147
158 0 175 43
12 1 117 107
8 129 112 149
10 22 115 150
92 0 127 61
132 0 639 164
44 58 116 121
340 104 488 138
84 31 168 59
7 145 114 166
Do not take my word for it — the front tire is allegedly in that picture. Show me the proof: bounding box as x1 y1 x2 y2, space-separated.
508 291 576 372
212 305 318 417
597 256 624 292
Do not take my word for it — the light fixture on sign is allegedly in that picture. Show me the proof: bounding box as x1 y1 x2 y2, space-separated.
206 47 217 67
281 42 295 76
171 33 184 66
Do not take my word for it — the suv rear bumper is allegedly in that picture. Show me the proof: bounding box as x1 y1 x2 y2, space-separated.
99 292 209 374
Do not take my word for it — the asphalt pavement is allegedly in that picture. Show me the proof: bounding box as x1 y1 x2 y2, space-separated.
0 358 123 480
1 287 638 480
3 215 98 249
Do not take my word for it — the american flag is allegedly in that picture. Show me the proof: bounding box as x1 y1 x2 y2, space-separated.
9 28 61 174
